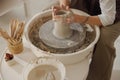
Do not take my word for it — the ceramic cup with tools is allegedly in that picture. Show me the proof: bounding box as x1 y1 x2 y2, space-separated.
0 19 24 54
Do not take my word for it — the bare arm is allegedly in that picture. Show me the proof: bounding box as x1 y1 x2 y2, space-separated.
74 14 102 27
73 0 116 26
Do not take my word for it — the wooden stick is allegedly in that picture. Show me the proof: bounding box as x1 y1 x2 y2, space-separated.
0 28 10 39
16 22 25 40
0 28 16 45
10 19 15 38
12 19 19 39
7 39 14 45
0 27 2 36
14 22 21 40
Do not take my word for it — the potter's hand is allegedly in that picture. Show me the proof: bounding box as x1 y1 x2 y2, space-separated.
52 6 61 21
52 0 71 21
59 0 70 9
52 6 72 22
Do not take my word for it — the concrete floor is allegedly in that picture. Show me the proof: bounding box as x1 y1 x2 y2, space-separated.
0 1 120 80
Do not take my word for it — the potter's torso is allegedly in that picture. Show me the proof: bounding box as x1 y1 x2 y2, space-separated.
116 0 120 22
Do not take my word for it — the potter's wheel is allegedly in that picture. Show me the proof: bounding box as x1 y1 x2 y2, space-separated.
39 20 86 49
29 14 95 54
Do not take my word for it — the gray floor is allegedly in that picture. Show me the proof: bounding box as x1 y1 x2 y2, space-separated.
0 4 120 80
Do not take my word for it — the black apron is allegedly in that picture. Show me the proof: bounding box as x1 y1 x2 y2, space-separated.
116 0 120 22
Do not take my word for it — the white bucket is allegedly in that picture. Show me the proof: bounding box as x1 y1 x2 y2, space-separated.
22 57 66 80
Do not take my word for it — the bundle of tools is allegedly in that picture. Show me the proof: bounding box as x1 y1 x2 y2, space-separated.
0 19 25 45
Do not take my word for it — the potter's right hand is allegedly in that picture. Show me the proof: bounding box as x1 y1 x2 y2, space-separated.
59 0 70 9
52 0 70 20
52 6 70 21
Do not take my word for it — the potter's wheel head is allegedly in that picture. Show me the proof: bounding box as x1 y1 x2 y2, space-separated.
39 20 86 49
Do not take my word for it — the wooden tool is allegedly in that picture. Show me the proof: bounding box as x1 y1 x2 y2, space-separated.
0 19 25 45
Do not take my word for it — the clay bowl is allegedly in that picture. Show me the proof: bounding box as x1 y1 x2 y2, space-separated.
22 57 66 80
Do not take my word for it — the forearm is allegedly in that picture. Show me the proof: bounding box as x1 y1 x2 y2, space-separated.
74 14 102 27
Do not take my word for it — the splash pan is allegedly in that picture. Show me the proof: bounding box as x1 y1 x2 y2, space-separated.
28 15 95 54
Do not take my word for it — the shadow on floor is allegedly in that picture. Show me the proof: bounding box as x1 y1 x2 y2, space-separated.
111 70 120 80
